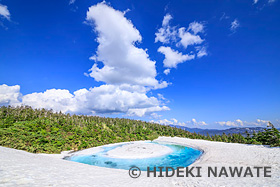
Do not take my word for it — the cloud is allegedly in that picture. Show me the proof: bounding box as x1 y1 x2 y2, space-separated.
127 106 169 117
171 118 178 124
230 19 240 32
158 46 195 68
188 21 204 35
0 84 21 106
253 0 259 4
155 15 207 74
196 46 208 58
268 0 276 4
153 118 208 127
178 27 204 48
188 118 208 126
0 2 170 118
216 119 244 127
155 118 272 128
22 89 75 114
220 12 230 21
155 14 177 44
153 118 177 126
69 0 76 5
155 16 205 49
157 93 168 102
0 4 10 20
19 84 170 116
162 14 172 27
253 0 277 8
86 2 167 89
216 119 270 127
256 119 270 126
156 118 271 128
156 118 270 128
154 118 273 128
163 68 171 75
0 2 170 117
150 112 162 119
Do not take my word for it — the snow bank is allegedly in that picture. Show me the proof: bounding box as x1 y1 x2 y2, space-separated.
0 137 279 186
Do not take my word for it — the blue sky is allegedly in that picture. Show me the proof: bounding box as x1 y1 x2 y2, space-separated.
0 0 279 129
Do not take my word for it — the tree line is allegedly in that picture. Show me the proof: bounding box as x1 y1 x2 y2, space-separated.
0 106 279 153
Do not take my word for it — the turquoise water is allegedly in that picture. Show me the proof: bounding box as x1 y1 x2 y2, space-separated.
64 142 202 171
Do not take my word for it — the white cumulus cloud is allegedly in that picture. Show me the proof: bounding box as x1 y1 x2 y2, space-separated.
0 2 171 118
153 118 175 126
155 15 207 74
188 21 204 35
0 4 10 20
155 14 177 44
162 14 172 27
86 2 167 89
256 119 270 126
158 46 195 68
188 118 208 126
216 119 244 127
127 106 169 117
178 27 204 49
22 89 75 114
163 68 171 75
153 118 208 127
155 16 205 49
19 84 170 116
216 119 270 127
0 84 21 106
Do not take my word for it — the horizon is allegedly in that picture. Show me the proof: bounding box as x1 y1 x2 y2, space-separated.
0 0 280 129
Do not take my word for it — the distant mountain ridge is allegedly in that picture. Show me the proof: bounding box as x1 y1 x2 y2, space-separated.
169 125 280 136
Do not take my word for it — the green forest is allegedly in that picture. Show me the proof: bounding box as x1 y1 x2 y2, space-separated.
0 106 279 154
